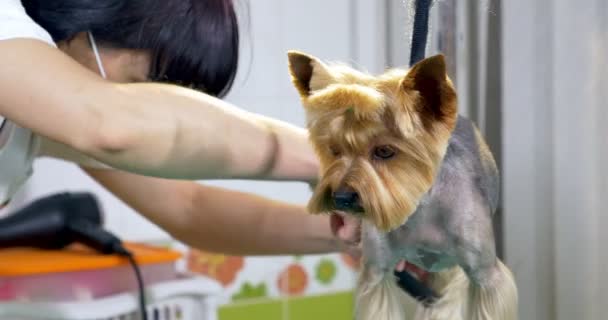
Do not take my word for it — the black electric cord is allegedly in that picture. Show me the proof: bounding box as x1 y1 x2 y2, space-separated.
68 221 149 319
126 254 148 320
113 244 148 320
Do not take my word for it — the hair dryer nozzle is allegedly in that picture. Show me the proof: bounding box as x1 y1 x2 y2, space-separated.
0 192 104 250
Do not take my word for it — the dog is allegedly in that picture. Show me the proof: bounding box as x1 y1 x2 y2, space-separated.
287 51 518 320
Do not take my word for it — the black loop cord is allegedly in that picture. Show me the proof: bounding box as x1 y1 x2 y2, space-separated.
409 0 434 67
394 0 441 305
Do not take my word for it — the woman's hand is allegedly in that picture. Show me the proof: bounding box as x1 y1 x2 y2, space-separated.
329 212 411 273
334 234 362 260
329 211 362 259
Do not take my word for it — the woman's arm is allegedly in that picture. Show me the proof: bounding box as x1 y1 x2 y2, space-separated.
83 168 342 256
0 39 317 181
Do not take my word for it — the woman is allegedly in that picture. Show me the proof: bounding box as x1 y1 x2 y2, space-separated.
0 0 360 256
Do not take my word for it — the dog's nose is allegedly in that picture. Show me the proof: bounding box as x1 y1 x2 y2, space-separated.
332 190 359 210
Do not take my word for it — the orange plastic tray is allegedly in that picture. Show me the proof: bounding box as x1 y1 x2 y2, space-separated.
0 242 182 276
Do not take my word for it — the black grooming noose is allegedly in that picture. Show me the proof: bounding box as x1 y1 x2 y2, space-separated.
393 0 441 306
409 0 434 66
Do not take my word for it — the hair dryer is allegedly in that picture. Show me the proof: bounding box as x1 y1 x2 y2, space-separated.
0 192 149 319
0 192 124 254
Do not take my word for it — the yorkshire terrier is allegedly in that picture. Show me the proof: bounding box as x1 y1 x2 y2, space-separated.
287 51 518 320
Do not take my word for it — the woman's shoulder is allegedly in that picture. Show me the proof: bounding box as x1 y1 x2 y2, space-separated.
0 0 55 47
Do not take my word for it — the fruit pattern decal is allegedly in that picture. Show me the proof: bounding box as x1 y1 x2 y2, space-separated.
232 282 268 300
186 249 359 301
277 264 308 296
187 249 245 287
315 258 337 285
341 253 360 270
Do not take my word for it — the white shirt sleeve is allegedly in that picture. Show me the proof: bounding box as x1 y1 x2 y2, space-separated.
0 0 56 47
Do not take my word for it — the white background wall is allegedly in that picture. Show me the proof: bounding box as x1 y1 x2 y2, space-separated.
6 0 390 243
502 0 608 319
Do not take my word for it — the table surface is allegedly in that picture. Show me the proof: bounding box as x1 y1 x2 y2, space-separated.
0 242 181 276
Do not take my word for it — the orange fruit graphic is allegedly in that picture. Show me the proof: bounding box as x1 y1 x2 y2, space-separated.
187 249 244 287
277 264 308 296
341 253 360 270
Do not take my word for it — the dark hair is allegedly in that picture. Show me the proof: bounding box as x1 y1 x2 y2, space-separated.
22 0 240 97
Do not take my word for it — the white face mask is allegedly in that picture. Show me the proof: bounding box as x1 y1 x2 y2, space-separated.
87 32 107 79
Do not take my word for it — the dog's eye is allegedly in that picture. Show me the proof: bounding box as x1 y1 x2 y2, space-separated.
373 145 396 160
329 146 341 157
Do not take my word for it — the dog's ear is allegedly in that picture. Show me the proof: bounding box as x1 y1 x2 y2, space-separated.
402 54 457 126
288 50 334 97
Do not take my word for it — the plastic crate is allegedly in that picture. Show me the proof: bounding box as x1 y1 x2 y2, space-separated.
0 275 223 320
0 243 183 302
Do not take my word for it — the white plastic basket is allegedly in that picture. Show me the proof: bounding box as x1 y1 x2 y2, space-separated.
0 275 223 320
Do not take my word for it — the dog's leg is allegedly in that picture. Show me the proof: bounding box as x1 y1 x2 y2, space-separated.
463 259 518 320
356 223 414 320
451 208 518 320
